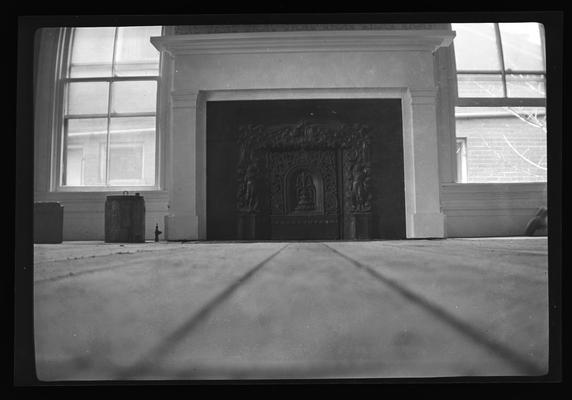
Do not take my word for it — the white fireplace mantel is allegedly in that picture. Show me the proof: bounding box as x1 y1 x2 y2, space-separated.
152 29 455 240
152 29 455 55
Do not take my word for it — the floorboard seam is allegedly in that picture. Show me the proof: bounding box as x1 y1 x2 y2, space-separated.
115 244 289 379
35 248 202 284
322 243 545 376
34 246 194 265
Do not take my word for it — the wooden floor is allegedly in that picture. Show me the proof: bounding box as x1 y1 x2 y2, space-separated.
33 238 549 381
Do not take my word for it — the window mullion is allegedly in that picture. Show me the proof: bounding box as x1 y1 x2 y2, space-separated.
494 23 508 98
105 27 119 186
61 119 69 186
57 29 75 188
109 112 157 118
63 76 158 83
457 97 546 107
539 24 546 73
65 29 75 79
64 113 110 120
456 70 504 75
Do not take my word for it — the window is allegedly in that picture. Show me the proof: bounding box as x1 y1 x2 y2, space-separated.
60 26 162 188
452 23 546 183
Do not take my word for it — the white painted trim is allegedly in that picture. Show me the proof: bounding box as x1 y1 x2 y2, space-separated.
195 87 440 239
151 30 455 55
35 190 169 203
409 88 438 104
434 43 458 184
156 33 174 192
200 87 407 101
171 89 198 109
34 28 66 194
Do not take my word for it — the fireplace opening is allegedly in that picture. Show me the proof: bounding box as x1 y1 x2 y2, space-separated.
206 99 406 240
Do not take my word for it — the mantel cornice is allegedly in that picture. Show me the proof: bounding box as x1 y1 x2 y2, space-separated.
151 30 455 56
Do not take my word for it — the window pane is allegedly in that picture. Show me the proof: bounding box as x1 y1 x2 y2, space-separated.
65 147 84 186
499 23 545 72
66 82 109 115
69 27 115 78
455 107 547 183
114 26 162 76
506 74 546 98
111 81 157 114
452 23 501 71
108 117 156 185
64 118 108 186
457 74 504 97
109 145 144 181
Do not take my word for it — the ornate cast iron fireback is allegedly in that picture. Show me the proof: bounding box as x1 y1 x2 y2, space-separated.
236 115 372 214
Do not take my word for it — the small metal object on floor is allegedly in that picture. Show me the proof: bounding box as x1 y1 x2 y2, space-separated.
154 224 162 242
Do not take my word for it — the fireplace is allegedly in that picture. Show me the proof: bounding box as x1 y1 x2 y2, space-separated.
206 99 406 240
152 29 453 240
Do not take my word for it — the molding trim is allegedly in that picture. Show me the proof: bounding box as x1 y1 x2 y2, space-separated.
410 88 438 105
151 30 455 56
202 87 408 101
171 90 199 109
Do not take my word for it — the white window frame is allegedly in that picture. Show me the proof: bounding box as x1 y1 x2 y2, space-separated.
452 22 547 183
53 26 164 192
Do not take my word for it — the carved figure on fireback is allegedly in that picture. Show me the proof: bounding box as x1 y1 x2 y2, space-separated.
351 162 372 212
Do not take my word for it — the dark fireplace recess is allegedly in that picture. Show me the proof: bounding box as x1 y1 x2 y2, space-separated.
206 99 406 241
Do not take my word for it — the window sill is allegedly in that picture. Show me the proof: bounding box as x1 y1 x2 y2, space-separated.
35 190 169 208
54 186 163 193
441 182 547 192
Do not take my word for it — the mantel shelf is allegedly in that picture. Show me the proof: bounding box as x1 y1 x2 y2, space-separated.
151 29 455 56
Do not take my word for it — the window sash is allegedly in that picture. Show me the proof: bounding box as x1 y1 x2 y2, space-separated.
456 98 546 107
454 23 546 103
57 26 162 190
